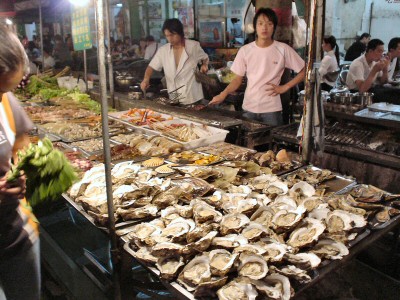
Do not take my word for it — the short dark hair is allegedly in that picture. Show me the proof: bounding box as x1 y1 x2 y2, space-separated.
0 25 28 75
388 37 400 51
253 8 278 39
366 38 384 52
359 33 371 40
145 35 155 42
162 18 184 39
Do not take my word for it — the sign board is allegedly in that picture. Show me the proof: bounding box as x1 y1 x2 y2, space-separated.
199 21 223 48
71 6 92 51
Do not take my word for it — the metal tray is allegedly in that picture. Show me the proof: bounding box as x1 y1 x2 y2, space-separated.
368 102 400 114
70 138 119 157
282 165 356 194
62 193 139 231
354 108 390 119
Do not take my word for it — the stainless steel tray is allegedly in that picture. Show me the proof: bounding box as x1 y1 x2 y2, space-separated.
282 165 356 193
354 108 390 119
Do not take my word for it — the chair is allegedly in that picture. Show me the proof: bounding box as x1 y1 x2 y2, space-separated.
324 69 340 83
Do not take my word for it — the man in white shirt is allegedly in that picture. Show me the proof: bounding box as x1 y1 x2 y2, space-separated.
141 19 209 106
144 36 162 61
388 37 400 81
346 39 389 92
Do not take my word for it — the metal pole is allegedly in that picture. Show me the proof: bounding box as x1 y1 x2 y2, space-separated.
301 0 318 163
104 0 115 108
94 1 121 299
83 49 88 92
38 0 44 71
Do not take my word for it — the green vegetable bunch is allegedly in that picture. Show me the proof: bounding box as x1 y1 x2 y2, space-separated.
7 138 78 206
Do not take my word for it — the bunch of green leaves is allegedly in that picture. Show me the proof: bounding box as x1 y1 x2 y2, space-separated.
25 75 58 96
7 138 78 206
68 90 102 113
38 88 67 101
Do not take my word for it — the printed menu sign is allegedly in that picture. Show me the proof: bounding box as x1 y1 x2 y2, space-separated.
71 6 92 51
199 21 223 47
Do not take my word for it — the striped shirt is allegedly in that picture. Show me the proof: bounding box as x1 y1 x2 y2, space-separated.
0 92 39 259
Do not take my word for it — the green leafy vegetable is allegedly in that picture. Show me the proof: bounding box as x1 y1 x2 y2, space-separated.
7 138 78 206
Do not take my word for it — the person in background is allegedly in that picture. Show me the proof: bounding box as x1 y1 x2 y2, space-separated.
387 37 400 81
0 25 40 300
318 35 340 91
26 41 41 60
345 32 371 61
144 35 161 60
53 34 73 68
135 37 147 58
209 8 305 126
36 44 55 70
141 18 209 106
346 38 389 93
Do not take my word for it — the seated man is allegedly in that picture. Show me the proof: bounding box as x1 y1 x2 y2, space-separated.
346 39 389 93
345 32 370 61
387 37 400 81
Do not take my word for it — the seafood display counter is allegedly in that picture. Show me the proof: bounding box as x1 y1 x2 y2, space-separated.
22 89 400 299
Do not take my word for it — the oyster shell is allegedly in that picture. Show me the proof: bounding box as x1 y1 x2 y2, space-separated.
271 195 298 211
193 200 223 224
156 256 185 280
211 234 248 249
142 157 165 168
327 195 367 216
311 238 349 260
116 204 158 221
325 210 367 233
160 206 181 225
271 265 312 284
238 253 268 280
190 230 218 252
152 186 183 208
257 241 287 263
220 213 251 235
298 197 324 212
263 181 289 199
127 223 162 244
151 242 184 257
308 203 331 221
209 249 238 277
241 222 269 242
253 273 293 300
217 278 258 300
222 195 259 216
289 181 316 201
271 206 306 232
177 255 211 291
284 252 321 270
186 223 214 243
155 164 175 174
111 161 140 179
250 206 275 227
131 246 158 264
233 244 267 256
193 276 228 298
287 218 326 249
160 218 195 242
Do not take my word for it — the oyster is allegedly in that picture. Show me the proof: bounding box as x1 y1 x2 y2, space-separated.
217 278 258 300
193 276 228 298
253 273 293 300
325 210 367 233
186 223 214 243
284 252 321 270
111 161 140 179
238 253 268 280
241 222 269 242
263 181 289 199
289 181 316 201
233 244 267 256
250 206 275 227
220 213 251 235
209 249 238 276
327 195 367 216
271 265 311 284
271 206 306 232
190 231 218 252
151 242 184 257
222 195 259 216
152 186 183 208
248 174 280 191
287 218 326 249
116 204 158 221
131 246 158 264
212 234 248 249
160 218 195 242
271 195 298 211
257 241 287 263
308 203 331 221
177 255 211 291
127 223 162 244
156 256 185 280
175 204 193 219
193 200 223 224
160 206 181 225
298 197 324 212
311 238 349 260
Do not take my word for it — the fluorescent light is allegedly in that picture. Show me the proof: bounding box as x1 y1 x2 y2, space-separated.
116 3 123 7
6 18 13 25
69 0 89 6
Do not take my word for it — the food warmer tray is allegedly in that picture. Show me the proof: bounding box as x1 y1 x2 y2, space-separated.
368 103 400 114
108 112 162 137
354 108 390 119
281 165 356 194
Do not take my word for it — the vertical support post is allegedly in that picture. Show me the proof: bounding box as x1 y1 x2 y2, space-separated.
38 0 44 71
104 0 115 108
94 1 121 299
83 49 88 92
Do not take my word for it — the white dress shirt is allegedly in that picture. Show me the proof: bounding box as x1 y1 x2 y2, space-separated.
149 39 209 105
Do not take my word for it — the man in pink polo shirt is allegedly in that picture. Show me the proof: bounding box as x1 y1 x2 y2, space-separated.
209 8 305 126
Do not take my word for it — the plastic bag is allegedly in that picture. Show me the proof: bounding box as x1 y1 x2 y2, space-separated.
292 2 307 49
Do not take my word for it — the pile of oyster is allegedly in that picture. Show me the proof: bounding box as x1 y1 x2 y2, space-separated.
117 172 369 299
